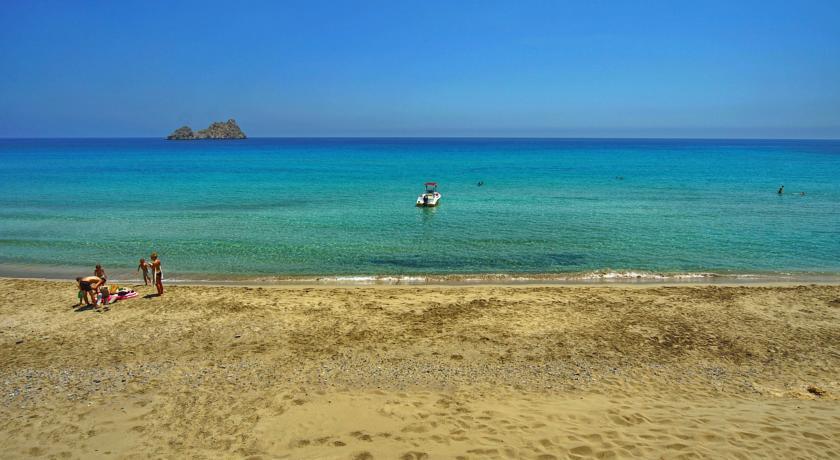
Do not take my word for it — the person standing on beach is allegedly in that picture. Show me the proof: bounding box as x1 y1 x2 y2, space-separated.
137 258 151 285
150 252 163 296
94 264 107 282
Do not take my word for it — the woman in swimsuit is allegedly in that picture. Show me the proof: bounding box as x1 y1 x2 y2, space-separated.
150 252 163 296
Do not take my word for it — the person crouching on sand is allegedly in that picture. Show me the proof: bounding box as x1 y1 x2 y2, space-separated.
150 252 163 296
137 258 151 285
76 275 104 306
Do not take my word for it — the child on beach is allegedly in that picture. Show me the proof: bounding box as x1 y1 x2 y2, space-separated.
94 264 107 282
99 284 111 306
137 258 151 285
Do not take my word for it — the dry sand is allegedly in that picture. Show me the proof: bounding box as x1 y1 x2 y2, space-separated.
0 279 838 459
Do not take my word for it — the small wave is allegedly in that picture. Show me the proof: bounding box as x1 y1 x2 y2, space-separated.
315 275 429 285
572 271 721 280
259 271 731 285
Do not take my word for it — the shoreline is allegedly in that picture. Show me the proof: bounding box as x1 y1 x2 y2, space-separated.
4 271 840 288
6 260 840 287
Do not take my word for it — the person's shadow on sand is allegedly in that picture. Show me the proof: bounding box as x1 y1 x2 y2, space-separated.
73 304 96 312
143 294 161 299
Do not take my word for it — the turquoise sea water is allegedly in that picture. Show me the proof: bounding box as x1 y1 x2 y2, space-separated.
1 138 839 282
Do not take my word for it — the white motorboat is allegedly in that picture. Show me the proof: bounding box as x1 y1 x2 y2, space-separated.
416 182 441 207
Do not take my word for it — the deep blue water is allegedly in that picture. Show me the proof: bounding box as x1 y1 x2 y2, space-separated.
1 138 839 281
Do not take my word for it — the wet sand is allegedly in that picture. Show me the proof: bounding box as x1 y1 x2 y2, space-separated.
1 279 838 458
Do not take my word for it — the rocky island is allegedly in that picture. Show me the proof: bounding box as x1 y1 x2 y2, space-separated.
166 119 246 140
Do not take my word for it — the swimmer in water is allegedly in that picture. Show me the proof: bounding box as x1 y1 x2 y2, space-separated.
778 185 784 195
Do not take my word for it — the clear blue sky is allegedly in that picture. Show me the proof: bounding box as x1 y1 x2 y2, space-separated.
1 0 839 138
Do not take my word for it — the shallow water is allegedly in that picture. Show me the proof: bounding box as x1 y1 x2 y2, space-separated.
1 138 839 281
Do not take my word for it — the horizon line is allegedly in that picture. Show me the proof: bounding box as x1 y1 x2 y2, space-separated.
1 136 839 141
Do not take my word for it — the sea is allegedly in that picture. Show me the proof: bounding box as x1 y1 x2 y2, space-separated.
1 138 839 284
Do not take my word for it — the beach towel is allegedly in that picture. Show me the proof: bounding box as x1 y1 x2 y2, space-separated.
107 290 138 303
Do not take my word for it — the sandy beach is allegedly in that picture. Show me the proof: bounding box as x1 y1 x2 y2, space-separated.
1 279 838 459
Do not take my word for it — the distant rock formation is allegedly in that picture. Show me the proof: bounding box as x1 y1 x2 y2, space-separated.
166 119 246 140
167 126 195 140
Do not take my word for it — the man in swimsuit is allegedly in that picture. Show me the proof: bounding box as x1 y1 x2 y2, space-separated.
150 252 163 296
76 275 104 306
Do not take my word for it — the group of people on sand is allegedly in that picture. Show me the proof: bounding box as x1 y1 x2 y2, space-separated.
75 252 163 307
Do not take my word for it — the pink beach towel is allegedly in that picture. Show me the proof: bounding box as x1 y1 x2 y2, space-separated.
107 291 139 303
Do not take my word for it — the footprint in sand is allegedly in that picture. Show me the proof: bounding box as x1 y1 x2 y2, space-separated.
350 431 373 441
569 445 594 456
401 423 431 433
801 431 829 440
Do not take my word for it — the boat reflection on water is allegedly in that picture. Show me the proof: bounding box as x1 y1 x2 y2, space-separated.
419 205 438 224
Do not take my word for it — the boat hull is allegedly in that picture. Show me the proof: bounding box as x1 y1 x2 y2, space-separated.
416 192 441 207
